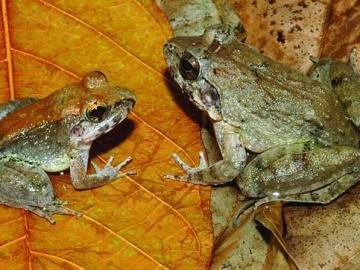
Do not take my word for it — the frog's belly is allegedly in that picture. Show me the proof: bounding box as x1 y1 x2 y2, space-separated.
40 154 71 172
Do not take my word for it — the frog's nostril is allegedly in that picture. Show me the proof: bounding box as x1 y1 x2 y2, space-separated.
115 98 135 110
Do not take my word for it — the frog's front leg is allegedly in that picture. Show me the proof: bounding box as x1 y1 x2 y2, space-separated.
69 146 134 190
165 127 246 185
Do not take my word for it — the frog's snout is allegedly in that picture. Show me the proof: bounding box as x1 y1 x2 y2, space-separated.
114 90 136 112
118 98 135 112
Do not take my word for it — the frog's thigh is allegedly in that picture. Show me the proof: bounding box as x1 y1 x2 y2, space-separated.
0 159 55 210
256 172 360 207
238 143 360 197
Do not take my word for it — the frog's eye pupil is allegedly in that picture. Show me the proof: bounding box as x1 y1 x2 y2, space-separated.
179 53 200 80
86 106 108 122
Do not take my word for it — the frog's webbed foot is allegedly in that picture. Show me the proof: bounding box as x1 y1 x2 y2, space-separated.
164 151 208 182
91 156 136 179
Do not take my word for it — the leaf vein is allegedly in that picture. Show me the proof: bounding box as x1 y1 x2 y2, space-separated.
37 0 167 80
1 0 14 99
31 251 85 270
83 214 170 270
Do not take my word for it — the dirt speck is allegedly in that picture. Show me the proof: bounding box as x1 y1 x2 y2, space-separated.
277 31 286 43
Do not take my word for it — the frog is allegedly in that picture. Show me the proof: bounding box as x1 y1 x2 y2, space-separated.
0 71 136 223
163 24 360 212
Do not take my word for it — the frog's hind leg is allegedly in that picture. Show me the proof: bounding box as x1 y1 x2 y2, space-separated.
234 173 360 224
233 144 360 222
0 159 80 223
14 200 81 224
4 202 75 224
255 172 360 208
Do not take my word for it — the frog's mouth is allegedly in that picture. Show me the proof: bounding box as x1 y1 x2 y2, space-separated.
70 98 135 145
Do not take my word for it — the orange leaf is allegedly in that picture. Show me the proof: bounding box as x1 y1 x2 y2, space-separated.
0 1 212 269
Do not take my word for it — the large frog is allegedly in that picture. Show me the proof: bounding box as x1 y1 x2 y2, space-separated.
163 24 360 210
0 71 136 223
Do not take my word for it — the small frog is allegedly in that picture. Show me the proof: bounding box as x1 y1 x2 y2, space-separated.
310 48 360 128
163 24 360 211
0 71 136 223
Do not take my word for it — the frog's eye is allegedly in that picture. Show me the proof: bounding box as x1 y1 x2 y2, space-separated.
201 87 219 107
179 52 200 80
86 105 109 122
331 75 348 87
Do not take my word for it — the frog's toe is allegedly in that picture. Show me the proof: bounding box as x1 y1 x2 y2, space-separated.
170 151 209 173
26 206 56 224
166 152 210 182
117 170 136 178
198 151 208 169
114 156 133 170
54 206 82 217
164 174 191 182
171 153 192 171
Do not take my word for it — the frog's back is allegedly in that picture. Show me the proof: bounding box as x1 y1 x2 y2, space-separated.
0 86 82 147
210 42 359 152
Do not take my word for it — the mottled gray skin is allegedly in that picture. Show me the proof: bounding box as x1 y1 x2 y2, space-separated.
0 71 136 223
164 24 360 210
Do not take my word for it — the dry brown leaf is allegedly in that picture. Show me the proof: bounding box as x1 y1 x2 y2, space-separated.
321 0 360 60
0 1 213 269
211 203 295 270
284 185 360 270
230 0 331 72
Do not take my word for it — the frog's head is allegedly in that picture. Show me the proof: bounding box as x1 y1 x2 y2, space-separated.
69 71 136 145
164 24 236 122
310 48 360 89
310 58 337 89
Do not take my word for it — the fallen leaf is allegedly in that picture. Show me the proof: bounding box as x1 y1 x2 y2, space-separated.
230 0 331 72
321 0 360 60
284 185 360 270
211 203 295 270
0 0 212 269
